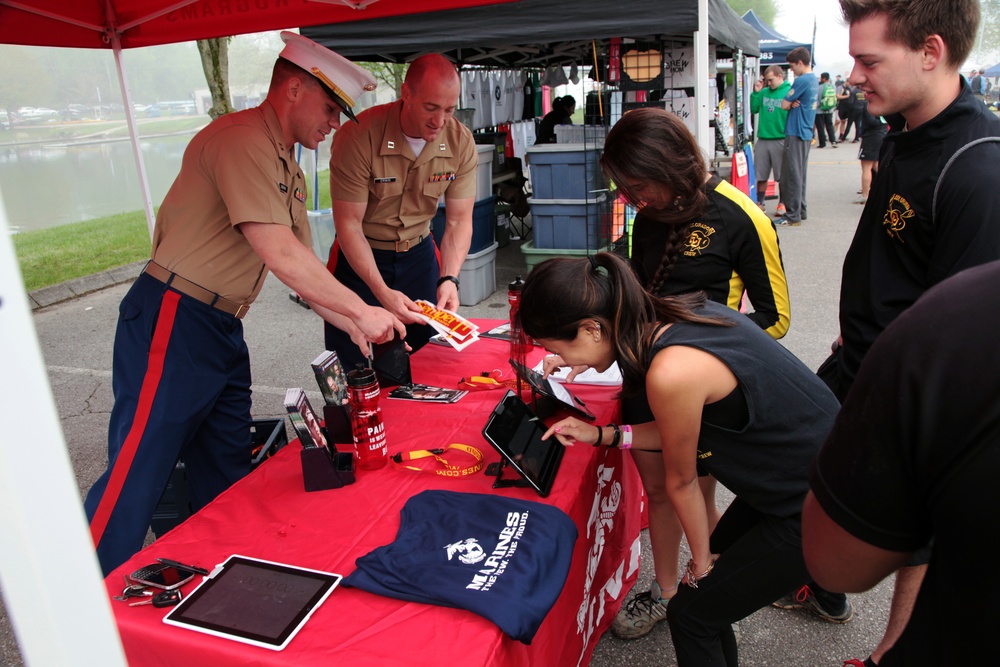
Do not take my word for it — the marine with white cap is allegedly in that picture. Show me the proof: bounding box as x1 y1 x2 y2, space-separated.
84 32 421 577
277 30 376 123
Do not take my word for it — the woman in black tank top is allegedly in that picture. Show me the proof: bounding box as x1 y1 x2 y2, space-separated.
520 253 838 667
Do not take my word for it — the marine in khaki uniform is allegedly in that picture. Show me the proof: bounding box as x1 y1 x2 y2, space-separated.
84 32 415 577
326 54 478 369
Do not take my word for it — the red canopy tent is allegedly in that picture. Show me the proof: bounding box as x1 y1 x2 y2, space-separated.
0 0 513 49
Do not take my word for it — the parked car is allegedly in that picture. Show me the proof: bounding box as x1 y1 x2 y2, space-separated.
148 101 197 117
18 106 60 123
61 103 93 120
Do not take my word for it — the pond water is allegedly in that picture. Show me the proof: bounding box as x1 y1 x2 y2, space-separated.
0 134 330 233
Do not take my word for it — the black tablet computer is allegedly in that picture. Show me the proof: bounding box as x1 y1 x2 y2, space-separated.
163 555 342 651
481 390 565 497
509 358 596 421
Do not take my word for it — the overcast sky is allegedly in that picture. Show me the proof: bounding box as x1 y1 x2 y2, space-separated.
772 0 853 78
771 0 996 77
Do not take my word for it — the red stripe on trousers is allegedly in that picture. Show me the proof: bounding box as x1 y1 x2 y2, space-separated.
90 289 181 547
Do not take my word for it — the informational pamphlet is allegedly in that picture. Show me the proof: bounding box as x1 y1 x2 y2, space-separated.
388 383 468 403
414 300 479 351
284 388 330 452
310 350 348 406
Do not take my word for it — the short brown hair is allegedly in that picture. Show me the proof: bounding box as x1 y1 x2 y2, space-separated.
787 47 811 65
839 0 979 68
764 64 785 79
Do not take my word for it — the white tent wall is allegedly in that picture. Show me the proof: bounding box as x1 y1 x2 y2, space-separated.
0 197 127 664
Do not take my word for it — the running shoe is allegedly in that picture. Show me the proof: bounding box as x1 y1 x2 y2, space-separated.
611 580 670 639
772 584 854 623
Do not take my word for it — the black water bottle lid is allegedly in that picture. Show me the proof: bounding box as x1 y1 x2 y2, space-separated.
347 366 377 387
508 275 524 291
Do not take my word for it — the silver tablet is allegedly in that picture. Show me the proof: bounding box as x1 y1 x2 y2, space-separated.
162 554 342 651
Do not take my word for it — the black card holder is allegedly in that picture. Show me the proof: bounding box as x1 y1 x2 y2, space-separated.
323 404 353 444
300 446 356 492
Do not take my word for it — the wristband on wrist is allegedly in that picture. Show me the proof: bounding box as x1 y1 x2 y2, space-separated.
607 423 621 448
593 425 603 447
436 275 460 288
684 557 715 590
621 424 633 449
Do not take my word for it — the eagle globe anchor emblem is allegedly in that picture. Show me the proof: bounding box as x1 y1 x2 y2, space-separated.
444 538 487 565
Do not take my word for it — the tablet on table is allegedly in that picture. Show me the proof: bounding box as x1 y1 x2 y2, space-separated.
162 554 342 651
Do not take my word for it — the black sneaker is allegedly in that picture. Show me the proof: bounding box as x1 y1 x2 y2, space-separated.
772 584 853 623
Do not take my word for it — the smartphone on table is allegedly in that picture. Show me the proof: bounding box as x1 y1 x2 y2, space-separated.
129 563 195 590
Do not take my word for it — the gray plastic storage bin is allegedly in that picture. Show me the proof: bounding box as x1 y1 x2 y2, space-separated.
307 208 335 263
528 195 608 250
458 241 499 306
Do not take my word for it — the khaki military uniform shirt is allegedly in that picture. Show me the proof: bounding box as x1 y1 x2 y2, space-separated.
151 100 310 304
330 100 477 243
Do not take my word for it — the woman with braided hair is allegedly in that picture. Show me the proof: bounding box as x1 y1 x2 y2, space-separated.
522 253 837 667
583 107 793 640
601 107 790 337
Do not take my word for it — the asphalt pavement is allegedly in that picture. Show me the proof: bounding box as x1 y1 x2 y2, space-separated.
2 143 893 666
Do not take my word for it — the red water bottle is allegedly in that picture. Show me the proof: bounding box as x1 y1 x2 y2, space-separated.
346 367 388 470
508 276 533 393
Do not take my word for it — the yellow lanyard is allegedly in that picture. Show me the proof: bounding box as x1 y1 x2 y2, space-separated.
390 443 485 478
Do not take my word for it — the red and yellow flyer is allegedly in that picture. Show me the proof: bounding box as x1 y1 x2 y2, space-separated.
415 300 479 351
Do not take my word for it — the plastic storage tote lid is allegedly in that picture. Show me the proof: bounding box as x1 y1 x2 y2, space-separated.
527 194 608 205
525 143 598 152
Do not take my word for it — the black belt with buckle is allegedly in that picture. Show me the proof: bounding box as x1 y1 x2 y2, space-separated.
142 261 249 319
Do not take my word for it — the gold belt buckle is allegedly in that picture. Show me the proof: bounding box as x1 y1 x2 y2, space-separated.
395 238 411 253
235 303 249 319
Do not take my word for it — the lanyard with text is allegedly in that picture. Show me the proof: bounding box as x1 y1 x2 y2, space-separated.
390 443 484 478
458 369 518 391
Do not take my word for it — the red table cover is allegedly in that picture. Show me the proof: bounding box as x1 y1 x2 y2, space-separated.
106 321 643 666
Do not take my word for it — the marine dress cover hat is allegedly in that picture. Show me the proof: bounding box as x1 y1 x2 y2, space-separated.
278 31 377 123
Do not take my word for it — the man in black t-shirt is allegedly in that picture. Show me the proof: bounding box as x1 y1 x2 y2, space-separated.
803 261 1000 666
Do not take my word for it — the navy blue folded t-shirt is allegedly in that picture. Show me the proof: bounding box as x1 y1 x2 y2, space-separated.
343 490 578 643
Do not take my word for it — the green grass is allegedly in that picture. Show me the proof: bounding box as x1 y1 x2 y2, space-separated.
13 211 152 291
13 169 333 292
